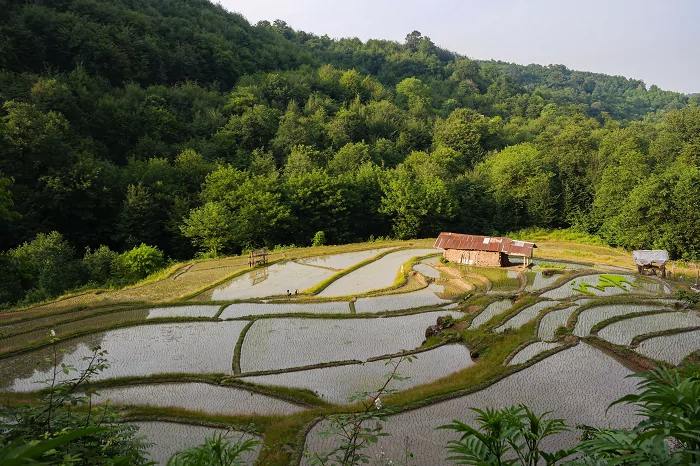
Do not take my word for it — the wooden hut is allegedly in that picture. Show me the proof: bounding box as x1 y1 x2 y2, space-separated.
434 233 536 267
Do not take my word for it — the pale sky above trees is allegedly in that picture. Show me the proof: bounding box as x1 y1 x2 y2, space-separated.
222 0 699 94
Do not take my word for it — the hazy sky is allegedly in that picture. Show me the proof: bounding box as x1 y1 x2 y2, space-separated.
219 0 698 94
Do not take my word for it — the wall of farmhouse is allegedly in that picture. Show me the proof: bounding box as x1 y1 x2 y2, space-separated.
443 249 505 267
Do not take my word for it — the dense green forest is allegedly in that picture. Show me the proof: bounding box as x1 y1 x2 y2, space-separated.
1 0 699 307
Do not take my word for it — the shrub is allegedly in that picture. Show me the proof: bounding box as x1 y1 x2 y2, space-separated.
676 290 700 308
312 230 327 247
10 231 81 301
82 245 117 284
440 256 449 264
112 243 165 283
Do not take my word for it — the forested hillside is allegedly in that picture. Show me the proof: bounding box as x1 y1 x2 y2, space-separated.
1 0 699 307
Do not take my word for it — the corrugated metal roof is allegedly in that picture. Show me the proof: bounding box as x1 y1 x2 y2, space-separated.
434 232 536 256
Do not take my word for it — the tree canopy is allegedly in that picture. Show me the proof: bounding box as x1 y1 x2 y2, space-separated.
0 0 699 307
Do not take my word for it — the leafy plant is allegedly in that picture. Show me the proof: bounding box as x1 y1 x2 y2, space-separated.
312 231 327 247
439 405 570 465
111 243 165 283
167 431 261 466
0 332 151 465
308 355 415 466
675 290 700 308
574 366 700 464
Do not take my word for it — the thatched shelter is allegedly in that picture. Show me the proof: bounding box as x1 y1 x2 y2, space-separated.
632 250 668 278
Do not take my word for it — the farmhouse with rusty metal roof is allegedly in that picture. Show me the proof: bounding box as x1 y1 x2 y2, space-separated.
434 232 537 267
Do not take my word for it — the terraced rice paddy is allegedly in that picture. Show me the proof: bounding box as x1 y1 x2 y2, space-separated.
495 300 557 332
220 301 351 318
0 308 104 337
298 248 394 270
146 305 221 319
532 259 588 269
207 261 336 300
508 341 563 365
0 322 248 391
317 249 437 297
540 274 662 299
572 303 676 337
413 263 441 279
635 329 700 365
242 344 473 404
597 311 700 346
353 285 450 313
303 344 639 465
0 308 152 354
468 299 512 329
524 270 564 291
240 312 448 372
98 382 305 415
537 306 578 341
134 421 260 465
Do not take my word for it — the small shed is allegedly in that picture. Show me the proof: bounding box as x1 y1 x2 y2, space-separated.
434 233 537 267
632 250 669 278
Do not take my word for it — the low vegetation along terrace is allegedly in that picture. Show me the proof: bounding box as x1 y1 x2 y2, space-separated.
1 236 698 464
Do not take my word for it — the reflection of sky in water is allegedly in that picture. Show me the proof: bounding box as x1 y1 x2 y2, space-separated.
241 311 450 372
0 322 247 391
318 249 438 297
211 261 335 299
304 344 640 465
541 275 666 299
509 341 563 365
598 311 700 346
299 248 395 270
135 422 260 466
354 284 449 313
573 304 676 337
100 382 304 416
636 330 700 365
243 344 473 404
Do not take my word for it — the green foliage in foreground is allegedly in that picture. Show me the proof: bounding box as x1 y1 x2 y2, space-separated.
0 338 151 465
167 433 261 466
440 366 700 465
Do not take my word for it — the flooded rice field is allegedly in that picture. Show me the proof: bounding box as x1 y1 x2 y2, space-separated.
146 305 220 319
597 311 700 346
303 344 639 465
0 322 247 391
540 274 666 300
98 382 304 415
538 306 577 341
508 341 563 365
317 249 437 297
468 299 513 329
242 344 473 404
524 269 563 291
134 421 260 465
353 285 450 313
298 248 394 270
495 300 558 332
572 303 675 337
240 311 450 372
220 301 351 318
412 263 441 278
635 329 700 365
207 261 336 300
